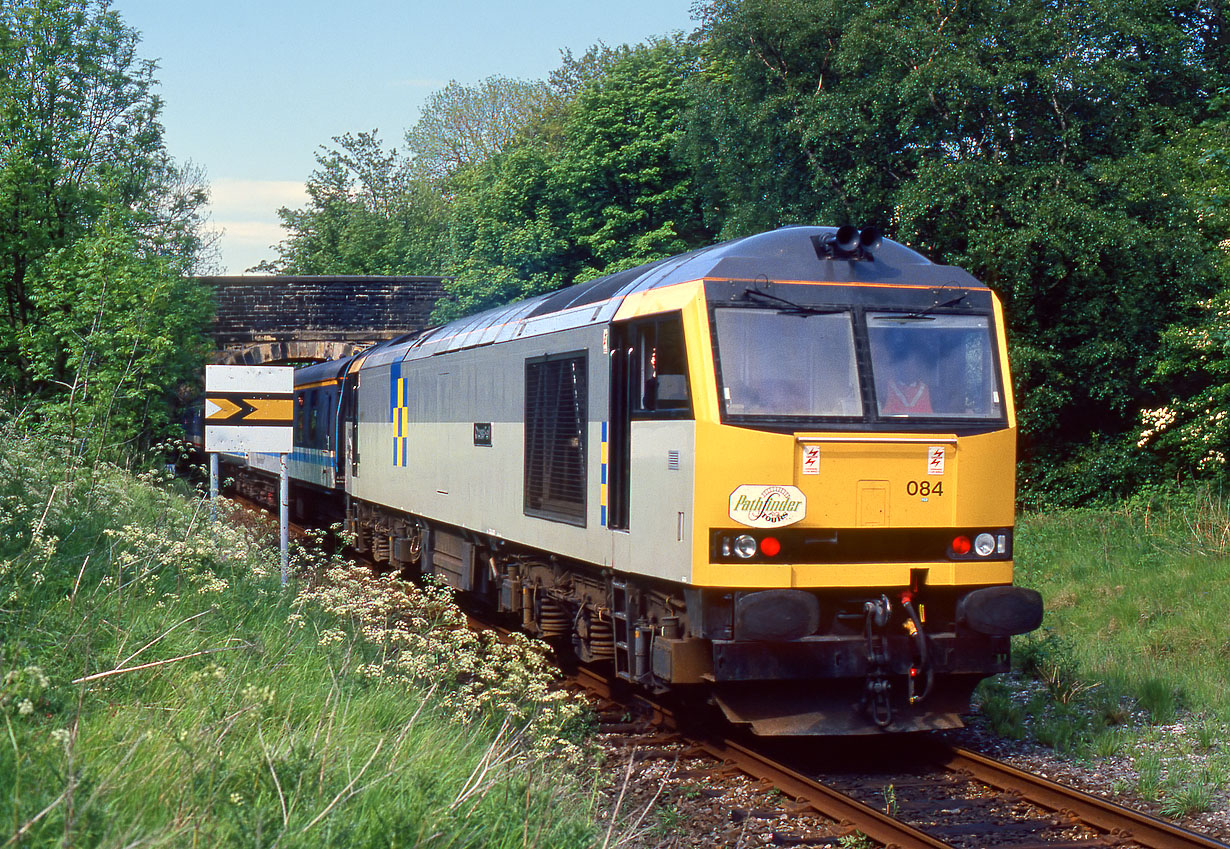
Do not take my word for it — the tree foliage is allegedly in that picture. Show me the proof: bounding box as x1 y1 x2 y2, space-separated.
686 0 1226 503
0 0 213 450
553 39 709 278
261 131 447 276
440 141 572 318
1134 88 1230 479
405 77 557 181
18 213 211 447
438 38 709 318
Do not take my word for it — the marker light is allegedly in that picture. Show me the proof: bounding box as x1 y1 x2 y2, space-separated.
974 533 996 557
951 535 972 555
760 536 782 557
733 535 758 559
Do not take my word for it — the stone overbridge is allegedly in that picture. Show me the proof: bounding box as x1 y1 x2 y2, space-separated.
199 274 451 365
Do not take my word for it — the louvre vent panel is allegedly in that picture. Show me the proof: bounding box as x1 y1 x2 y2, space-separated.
524 354 587 525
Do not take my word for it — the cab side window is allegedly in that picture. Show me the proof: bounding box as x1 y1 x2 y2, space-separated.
630 316 691 419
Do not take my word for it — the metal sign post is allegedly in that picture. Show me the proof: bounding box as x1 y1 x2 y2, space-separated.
204 365 294 584
210 453 219 524
280 453 290 585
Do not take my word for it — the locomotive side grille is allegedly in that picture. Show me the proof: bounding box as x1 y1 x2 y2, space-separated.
524 353 588 526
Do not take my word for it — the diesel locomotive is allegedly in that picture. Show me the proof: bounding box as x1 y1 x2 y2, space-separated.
241 225 1042 735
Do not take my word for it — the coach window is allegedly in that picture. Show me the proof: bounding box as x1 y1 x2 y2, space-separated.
307 393 319 445
294 392 306 443
631 315 691 418
323 391 334 450
524 353 587 526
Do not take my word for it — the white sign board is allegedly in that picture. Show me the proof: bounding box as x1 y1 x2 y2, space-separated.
801 444 821 476
204 365 294 454
927 446 946 475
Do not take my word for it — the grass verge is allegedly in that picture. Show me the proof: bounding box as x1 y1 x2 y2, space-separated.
0 430 598 847
976 490 1230 817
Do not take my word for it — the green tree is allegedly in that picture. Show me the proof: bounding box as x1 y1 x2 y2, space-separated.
684 0 874 236
17 212 212 449
405 77 558 181
438 141 572 320
552 38 711 279
437 40 712 319
263 131 448 276
689 0 1226 503
0 0 213 448
1133 87 1230 479
1 1 158 358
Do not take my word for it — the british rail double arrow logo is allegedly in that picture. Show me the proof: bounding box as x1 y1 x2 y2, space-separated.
204 393 293 425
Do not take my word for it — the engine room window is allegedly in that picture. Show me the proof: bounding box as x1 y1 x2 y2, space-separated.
524 353 587 526
868 313 1003 419
715 308 862 418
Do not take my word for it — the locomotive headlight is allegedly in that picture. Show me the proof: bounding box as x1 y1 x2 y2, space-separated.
974 533 996 557
733 534 758 559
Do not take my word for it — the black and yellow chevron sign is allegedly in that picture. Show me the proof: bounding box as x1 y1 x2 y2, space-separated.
205 393 293 425
204 365 294 454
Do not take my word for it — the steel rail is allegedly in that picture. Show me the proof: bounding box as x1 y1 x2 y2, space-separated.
569 666 953 847
573 660 1228 849
939 746 1229 849
696 735 955 849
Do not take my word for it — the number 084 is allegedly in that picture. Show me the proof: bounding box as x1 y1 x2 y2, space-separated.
906 480 943 497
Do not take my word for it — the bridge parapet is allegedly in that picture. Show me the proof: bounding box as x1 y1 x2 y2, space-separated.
199 275 450 364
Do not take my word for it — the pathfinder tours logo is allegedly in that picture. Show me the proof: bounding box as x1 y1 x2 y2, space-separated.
728 485 807 528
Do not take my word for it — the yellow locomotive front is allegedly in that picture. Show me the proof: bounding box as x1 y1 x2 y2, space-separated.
623 234 1042 734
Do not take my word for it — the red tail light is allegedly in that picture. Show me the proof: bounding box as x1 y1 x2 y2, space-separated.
951 535 971 555
760 536 782 557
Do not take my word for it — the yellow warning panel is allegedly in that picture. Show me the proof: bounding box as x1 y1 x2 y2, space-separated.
204 394 292 424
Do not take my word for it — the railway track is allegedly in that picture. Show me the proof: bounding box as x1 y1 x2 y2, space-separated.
570 666 1228 849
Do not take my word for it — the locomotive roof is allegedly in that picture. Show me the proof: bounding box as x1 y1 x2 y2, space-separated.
361 226 986 368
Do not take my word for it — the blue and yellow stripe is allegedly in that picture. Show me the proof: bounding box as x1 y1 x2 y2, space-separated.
391 361 409 467
600 421 608 527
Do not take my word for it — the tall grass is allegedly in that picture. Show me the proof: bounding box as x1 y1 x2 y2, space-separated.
1014 490 1230 718
977 490 1230 816
0 430 598 847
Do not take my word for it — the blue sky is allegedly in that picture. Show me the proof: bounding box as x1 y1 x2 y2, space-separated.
111 1 700 273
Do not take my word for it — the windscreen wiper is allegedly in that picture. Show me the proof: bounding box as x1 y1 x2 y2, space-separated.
743 288 843 316
873 291 969 321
